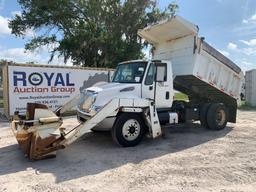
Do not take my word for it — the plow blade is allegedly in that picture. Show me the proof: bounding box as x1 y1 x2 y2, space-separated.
11 103 65 160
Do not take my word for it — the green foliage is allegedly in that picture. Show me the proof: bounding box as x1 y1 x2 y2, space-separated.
9 0 178 67
167 2 179 17
238 101 256 111
174 92 188 101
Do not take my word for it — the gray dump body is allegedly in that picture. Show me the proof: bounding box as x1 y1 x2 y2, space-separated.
138 16 244 122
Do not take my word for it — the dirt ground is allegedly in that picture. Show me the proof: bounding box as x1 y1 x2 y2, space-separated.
0 110 256 192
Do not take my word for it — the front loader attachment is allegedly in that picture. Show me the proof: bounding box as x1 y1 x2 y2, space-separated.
11 98 162 160
11 103 65 160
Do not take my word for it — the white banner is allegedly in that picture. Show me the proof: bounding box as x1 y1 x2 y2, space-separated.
8 65 112 115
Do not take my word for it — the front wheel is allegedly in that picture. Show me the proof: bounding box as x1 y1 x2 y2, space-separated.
111 113 146 147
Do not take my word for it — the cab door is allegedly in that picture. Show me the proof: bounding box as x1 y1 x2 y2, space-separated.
142 61 173 108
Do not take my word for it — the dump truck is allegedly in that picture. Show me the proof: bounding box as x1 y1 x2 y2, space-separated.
11 16 244 160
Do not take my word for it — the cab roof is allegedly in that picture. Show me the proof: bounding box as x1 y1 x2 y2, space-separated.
119 60 164 65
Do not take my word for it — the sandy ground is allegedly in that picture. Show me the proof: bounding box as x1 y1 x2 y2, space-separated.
0 110 256 192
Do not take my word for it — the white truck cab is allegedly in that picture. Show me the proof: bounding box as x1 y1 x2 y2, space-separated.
77 60 174 129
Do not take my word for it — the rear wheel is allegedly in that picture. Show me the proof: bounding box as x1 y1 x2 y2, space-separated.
111 113 145 147
206 103 228 130
200 103 211 129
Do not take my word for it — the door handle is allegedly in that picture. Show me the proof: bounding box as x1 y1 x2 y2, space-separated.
149 86 153 90
166 91 169 99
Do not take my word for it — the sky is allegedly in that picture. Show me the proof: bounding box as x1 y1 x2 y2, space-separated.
0 0 255 71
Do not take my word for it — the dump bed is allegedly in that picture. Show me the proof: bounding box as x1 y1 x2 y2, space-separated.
138 16 244 122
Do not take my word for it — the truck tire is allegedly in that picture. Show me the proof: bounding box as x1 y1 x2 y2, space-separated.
111 113 146 147
206 103 228 130
200 103 211 129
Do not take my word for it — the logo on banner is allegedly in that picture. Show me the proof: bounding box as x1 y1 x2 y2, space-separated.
29 73 43 86
13 71 76 93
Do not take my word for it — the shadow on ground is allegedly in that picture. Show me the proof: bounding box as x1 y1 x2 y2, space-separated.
0 122 232 183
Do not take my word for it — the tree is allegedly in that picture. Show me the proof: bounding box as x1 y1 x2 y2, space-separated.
9 0 178 68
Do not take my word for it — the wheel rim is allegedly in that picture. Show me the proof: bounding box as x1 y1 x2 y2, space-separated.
216 109 226 126
122 119 141 141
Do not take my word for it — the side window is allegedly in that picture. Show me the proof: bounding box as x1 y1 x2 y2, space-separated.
145 63 167 85
145 63 155 85
159 63 167 81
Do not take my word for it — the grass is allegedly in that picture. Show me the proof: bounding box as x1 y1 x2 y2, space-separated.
238 101 256 111
174 92 188 101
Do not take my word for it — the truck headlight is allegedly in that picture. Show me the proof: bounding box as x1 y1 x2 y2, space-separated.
79 91 98 112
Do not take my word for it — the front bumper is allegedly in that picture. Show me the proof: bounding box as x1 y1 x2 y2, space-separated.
76 108 116 131
77 108 94 122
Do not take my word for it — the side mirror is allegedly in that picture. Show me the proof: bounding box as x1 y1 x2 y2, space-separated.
155 65 166 82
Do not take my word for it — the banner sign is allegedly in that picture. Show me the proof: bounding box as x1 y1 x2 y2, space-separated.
7 64 113 116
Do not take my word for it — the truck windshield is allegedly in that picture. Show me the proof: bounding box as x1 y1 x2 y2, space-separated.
112 62 147 83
